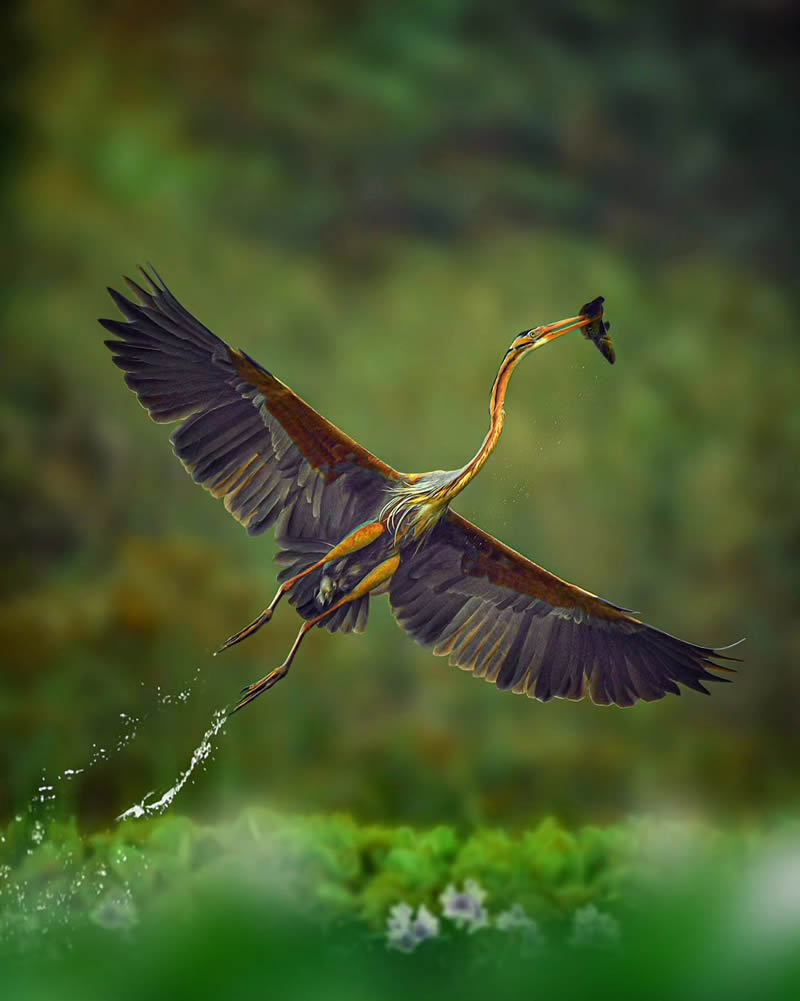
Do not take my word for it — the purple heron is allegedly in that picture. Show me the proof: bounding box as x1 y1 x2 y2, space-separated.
100 269 735 715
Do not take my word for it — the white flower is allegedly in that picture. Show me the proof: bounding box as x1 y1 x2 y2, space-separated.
411 904 440 942
440 879 489 933
568 904 620 948
386 901 440 952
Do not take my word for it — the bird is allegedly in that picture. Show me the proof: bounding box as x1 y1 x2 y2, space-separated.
100 267 736 715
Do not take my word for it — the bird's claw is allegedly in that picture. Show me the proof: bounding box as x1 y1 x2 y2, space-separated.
214 609 274 655
229 666 287 715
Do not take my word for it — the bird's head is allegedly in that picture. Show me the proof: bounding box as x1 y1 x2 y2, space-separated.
510 297 614 363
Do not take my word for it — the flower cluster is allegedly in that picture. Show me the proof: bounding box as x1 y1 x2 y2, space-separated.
439 878 489 933
385 879 619 954
386 902 440 953
386 879 542 953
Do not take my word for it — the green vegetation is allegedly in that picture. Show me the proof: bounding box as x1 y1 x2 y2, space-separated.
2 1 798 992
1 807 639 935
3 810 800 999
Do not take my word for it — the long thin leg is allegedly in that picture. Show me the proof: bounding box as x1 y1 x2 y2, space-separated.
227 620 314 714
229 553 400 715
215 520 386 654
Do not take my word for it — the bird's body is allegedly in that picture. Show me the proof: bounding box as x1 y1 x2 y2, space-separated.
101 269 735 714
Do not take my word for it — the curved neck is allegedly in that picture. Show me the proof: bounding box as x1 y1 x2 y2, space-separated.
441 346 528 503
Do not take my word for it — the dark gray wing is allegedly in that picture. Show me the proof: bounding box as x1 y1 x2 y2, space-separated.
389 511 735 706
101 267 399 632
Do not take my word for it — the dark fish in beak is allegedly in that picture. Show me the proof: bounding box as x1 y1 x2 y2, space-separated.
580 296 615 364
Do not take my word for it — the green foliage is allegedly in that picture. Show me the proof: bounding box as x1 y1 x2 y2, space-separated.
1 808 631 937
3 810 800 1000
0 806 752 937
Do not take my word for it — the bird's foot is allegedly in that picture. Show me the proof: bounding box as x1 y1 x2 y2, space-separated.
214 609 274 655
228 664 288 715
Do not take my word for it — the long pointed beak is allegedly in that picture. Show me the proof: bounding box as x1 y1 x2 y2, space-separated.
534 313 591 345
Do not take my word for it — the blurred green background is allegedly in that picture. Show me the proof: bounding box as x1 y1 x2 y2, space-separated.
2 0 799 840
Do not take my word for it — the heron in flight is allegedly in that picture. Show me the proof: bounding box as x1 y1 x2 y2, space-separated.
101 269 734 715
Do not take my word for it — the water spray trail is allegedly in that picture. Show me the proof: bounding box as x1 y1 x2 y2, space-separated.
27 664 207 817
1 669 222 946
117 708 228 821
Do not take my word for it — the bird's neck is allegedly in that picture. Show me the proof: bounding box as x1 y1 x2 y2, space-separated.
440 347 522 504
383 349 522 545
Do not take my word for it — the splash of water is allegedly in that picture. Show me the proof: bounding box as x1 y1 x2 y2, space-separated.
0 667 225 948
116 709 228 822
34 665 207 808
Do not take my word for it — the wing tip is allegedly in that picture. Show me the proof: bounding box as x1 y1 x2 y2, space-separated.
123 274 151 302
139 263 164 293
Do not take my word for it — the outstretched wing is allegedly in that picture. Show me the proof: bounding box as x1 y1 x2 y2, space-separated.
390 511 735 707
100 267 399 632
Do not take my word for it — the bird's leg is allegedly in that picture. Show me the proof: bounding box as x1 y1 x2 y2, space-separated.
215 520 386 654
226 620 311 714
229 553 400 715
